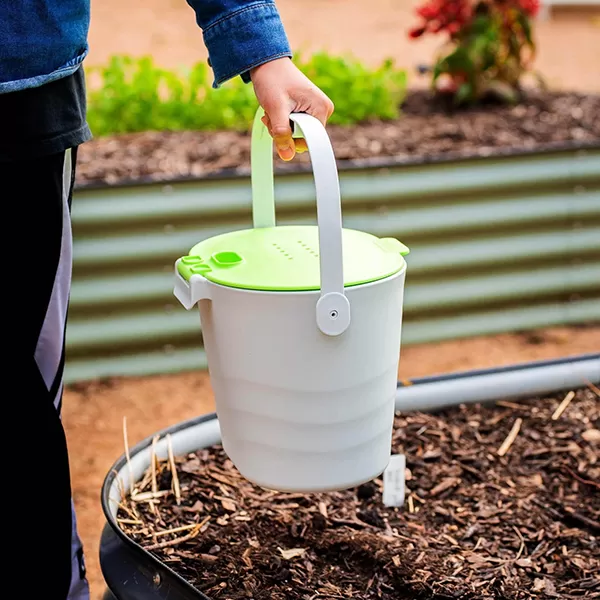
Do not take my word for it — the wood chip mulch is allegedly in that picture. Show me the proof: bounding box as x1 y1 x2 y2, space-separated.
117 386 600 599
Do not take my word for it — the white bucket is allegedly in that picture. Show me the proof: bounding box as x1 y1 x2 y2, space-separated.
174 110 408 492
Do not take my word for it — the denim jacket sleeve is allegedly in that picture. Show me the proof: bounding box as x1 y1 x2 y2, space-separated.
186 0 293 88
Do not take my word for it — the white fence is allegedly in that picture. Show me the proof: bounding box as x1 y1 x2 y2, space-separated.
540 0 600 18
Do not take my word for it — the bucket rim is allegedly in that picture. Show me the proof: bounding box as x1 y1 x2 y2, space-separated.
194 262 407 295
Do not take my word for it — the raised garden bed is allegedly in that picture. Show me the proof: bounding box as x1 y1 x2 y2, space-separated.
76 89 600 187
67 87 600 384
113 386 600 600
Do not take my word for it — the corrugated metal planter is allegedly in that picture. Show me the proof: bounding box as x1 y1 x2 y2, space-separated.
68 143 600 383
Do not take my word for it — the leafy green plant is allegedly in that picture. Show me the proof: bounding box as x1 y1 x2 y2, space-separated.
298 53 407 125
86 53 407 136
408 0 541 105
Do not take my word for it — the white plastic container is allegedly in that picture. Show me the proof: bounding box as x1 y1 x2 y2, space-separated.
174 109 409 492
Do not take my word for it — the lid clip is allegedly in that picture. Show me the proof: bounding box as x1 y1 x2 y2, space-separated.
174 262 212 310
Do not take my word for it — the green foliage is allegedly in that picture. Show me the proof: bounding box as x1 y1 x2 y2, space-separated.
298 53 407 125
86 53 407 137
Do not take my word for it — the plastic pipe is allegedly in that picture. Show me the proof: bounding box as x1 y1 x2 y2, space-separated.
395 352 600 413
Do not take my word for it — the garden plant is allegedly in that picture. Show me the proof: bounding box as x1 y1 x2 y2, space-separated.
409 0 542 105
86 52 407 136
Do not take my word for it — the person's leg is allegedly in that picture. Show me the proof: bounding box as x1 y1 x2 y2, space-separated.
8 148 90 600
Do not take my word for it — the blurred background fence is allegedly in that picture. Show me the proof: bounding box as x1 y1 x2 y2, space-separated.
67 145 600 382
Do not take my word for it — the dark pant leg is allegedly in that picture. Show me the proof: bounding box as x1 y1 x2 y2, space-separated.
6 148 90 600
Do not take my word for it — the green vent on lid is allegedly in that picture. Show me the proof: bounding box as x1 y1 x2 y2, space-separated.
177 225 409 292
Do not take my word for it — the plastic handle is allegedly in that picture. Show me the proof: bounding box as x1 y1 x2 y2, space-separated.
251 107 350 336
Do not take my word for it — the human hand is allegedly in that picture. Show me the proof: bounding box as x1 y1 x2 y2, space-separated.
250 57 334 161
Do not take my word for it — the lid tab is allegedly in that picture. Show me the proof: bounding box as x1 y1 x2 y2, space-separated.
177 255 212 281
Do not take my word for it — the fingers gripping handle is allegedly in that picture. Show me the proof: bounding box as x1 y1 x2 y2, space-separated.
251 108 350 336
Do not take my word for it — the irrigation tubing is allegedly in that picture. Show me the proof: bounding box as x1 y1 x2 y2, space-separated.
395 352 600 412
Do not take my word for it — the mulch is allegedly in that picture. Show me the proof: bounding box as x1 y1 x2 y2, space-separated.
117 386 600 600
76 89 600 187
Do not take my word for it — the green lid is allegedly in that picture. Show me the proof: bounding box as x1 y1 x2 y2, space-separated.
177 225 409 292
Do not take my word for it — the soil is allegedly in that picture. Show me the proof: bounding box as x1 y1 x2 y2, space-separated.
116 387 600 600
75 89 600 187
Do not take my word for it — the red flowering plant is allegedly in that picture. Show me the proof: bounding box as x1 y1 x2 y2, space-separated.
409 0 541 105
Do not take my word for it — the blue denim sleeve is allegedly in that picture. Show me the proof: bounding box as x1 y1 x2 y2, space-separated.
186 0 293 88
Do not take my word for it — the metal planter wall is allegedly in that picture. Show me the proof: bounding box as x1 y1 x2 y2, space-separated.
67 146 600 383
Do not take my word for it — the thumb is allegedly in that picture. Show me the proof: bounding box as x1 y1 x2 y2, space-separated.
265 103 295 162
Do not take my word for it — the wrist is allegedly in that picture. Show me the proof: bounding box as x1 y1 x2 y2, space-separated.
250 56 292 80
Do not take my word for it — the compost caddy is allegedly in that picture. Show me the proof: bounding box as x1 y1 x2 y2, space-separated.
173 108 410 493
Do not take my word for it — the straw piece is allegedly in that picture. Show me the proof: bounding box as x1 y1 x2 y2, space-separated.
167 434 181 505
584 379 600 398
496 400 530 411
117 501 140 521
111 468 126 502
143 517 209 551
151 435 159 495
155 522 202 537
551 391 575 420
118 518 143 526
131 490 170 502
149 434 160 515
144 526 201 551
497 418 523 456
122 416 134 496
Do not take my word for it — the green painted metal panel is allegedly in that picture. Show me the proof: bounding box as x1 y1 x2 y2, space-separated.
64 299 600 383
73 149 600 226
71 191 599 269
64 261 600 353
66 147 600 383
70 227 600 309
